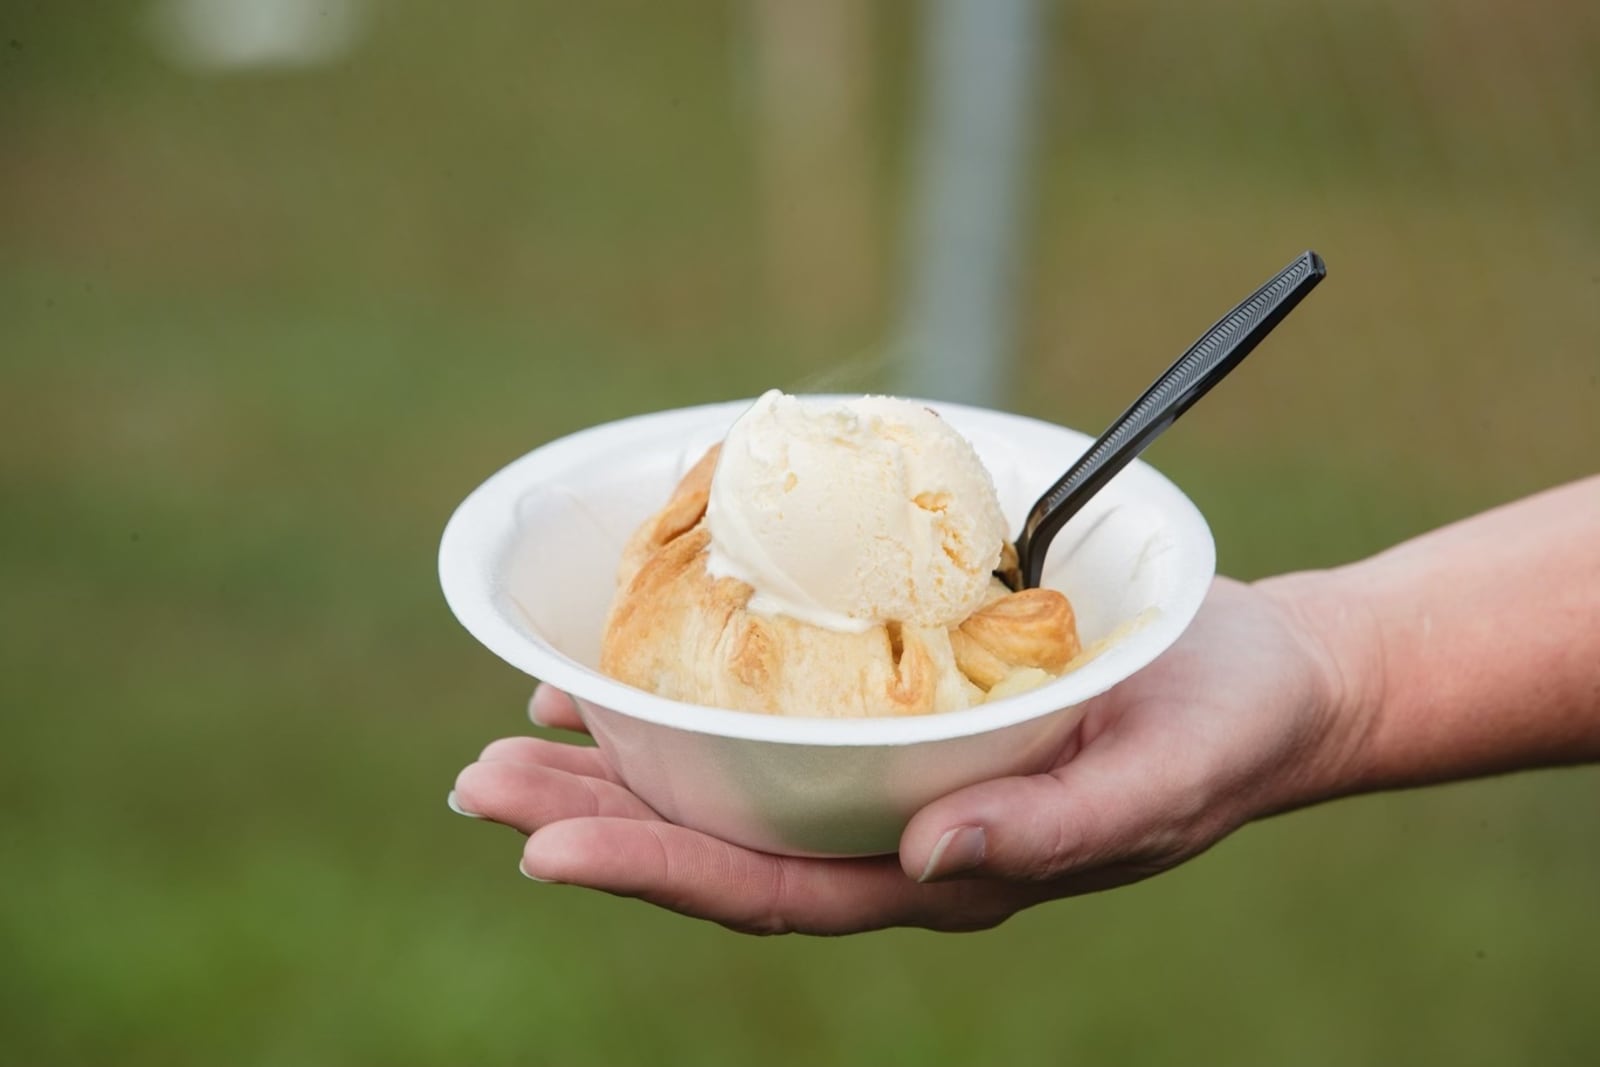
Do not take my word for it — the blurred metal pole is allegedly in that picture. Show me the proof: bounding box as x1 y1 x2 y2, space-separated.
897 0 1041 406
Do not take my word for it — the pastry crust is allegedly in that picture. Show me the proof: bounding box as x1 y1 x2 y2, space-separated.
601 445 1082 717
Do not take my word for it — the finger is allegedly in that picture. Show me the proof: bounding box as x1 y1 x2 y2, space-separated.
901 748 1215 890
477 736 619 784
529 684 587 733
453 760 658 833
521 818 1041 935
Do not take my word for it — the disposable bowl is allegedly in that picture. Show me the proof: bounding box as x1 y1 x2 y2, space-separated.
439 397 1215 856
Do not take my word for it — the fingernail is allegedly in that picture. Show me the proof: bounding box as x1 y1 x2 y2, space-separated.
918 825 987 883
446 789 484 819
519 859 559 884
527 688 550 728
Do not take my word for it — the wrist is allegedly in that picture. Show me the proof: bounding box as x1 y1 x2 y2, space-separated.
1251 566 1389 808
1252 478 1600 807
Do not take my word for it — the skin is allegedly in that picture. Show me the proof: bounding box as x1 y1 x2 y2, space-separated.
451 476 1600 935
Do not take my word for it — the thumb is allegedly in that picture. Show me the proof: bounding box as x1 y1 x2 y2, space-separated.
900 755 1212 890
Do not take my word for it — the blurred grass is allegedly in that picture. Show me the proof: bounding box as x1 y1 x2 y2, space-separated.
2 2 1597 1065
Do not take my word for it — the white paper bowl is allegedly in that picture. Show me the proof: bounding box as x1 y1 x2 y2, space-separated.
439 398 1215 857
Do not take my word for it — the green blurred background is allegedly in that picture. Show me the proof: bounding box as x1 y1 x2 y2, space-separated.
3 2 1597 1064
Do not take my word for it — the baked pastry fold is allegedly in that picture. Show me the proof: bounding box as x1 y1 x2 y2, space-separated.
601 446 1082 717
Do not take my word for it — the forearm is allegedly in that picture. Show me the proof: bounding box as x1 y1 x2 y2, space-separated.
1260 475 1600 801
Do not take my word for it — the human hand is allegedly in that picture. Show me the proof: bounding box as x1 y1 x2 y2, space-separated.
450 576 1365 934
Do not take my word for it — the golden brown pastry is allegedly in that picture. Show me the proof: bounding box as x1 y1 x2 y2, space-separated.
600 445 1082 718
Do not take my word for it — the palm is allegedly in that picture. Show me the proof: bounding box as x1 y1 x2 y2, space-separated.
452 577 1338 934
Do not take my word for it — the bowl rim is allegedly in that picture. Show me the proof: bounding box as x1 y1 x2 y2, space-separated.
439 397 1216 748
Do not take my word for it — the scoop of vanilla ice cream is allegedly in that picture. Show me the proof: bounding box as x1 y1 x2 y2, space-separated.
704 390 1010 632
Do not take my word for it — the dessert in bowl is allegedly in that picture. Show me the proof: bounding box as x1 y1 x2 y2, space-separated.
438 394 1215 856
